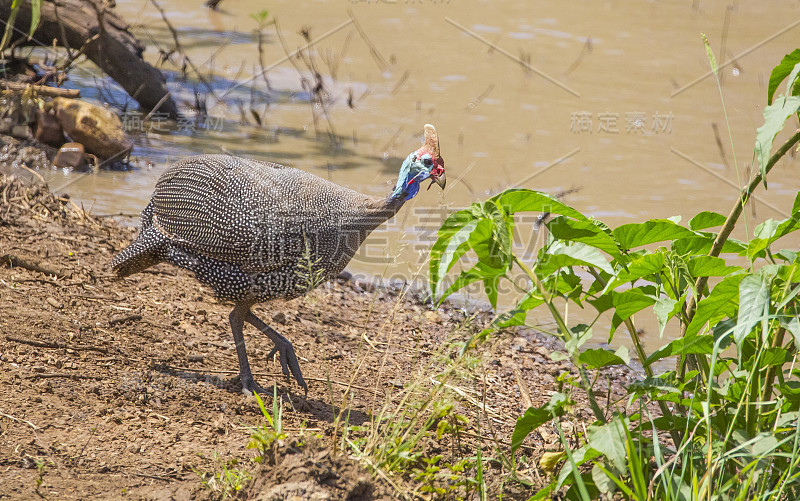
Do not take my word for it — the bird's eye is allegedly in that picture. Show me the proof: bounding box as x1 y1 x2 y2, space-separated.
422 156 433 167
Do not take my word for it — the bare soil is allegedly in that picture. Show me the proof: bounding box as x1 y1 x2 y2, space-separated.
0 172 634 500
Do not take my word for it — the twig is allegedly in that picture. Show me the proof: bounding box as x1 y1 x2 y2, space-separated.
149 0 217 98
347 9 389 70
513 367 534 409
0 82 80 98
0 410 39 430
31 373 104 380
6 335 109 354
0 254 68 279
17 164 47 185
108 314 143 326
390 70 410 95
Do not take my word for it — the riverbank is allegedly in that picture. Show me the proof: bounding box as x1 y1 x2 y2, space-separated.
0 170 635 499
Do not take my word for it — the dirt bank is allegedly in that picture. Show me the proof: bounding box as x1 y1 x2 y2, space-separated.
0 172 634 499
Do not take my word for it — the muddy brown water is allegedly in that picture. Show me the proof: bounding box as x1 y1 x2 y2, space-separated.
33 0 800 355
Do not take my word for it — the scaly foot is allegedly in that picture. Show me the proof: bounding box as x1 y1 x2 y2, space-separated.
266 337 308 396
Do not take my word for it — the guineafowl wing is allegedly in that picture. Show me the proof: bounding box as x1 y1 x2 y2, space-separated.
150 154 368 274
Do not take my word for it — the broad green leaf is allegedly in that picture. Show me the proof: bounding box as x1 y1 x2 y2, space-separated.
547 217 623 258
538 241 614 275
591 464 616 497
491 189 588 220
746 238 771 260
469 218 507 270
768 49 800 105
686 274 744 337
761 347 788 367
781 315 800 352
755 95 800 184
754 218 781 240
578 348 626 369
511 405 552 455
437 261 505 305
686 255 742 277
646 334 714 365
653 295 679 337
734 271 772 345
611 286 657 321
587 415 629 473
627 375 680 395
429 209 476 295
557 446 603 489
615 345 630 365
673 235 747 255
565 324 592 356
511 393 568 455
776 249 798 263
748 193 800 259
689 211 726 231
613 220 697 250
603 252 665 292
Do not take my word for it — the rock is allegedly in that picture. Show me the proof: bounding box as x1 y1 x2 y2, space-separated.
272 311 287 324
0 117 14 133
54 142 87 170
34 108 64 146
45 296 63 309
52 97 133 160
423 310 442 323
11 124 31 139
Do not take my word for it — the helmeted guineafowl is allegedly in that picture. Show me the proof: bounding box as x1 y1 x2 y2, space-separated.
111 124 446 395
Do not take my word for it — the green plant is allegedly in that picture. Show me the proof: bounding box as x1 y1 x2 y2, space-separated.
1 0 41 53
31 455 51 498
193 452 251 499
247 385 287 463
430 46 800 500
345 333 485 500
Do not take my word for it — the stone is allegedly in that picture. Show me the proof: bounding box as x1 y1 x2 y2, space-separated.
0 117 14 133
54 142 87 170
52 97 133 160
11 124 31 139
34 108 64 146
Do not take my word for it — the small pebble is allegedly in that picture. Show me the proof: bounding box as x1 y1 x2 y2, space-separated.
46 297 63 309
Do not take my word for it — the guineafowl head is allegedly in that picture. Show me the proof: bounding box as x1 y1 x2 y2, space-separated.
393 124 446 201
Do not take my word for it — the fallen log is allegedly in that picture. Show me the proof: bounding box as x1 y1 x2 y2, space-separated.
0 0 179 119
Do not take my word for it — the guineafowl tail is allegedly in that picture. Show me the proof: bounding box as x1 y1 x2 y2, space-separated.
111 202 167 277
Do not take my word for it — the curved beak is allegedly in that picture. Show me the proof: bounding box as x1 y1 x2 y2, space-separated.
428 171 446 190
434 171 446 189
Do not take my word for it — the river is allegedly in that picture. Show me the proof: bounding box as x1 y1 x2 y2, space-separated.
34 0 800 354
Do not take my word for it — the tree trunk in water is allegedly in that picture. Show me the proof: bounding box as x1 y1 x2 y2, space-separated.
0 0 179 119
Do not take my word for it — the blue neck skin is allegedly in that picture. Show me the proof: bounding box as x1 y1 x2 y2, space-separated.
391 152 429 201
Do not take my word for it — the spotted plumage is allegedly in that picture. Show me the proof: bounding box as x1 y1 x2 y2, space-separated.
111 125 446 395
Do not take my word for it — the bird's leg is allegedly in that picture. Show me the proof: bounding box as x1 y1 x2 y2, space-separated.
229 307 267 395
244 311 308 395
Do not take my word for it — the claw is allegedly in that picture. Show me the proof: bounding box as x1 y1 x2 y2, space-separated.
267 340 308 395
